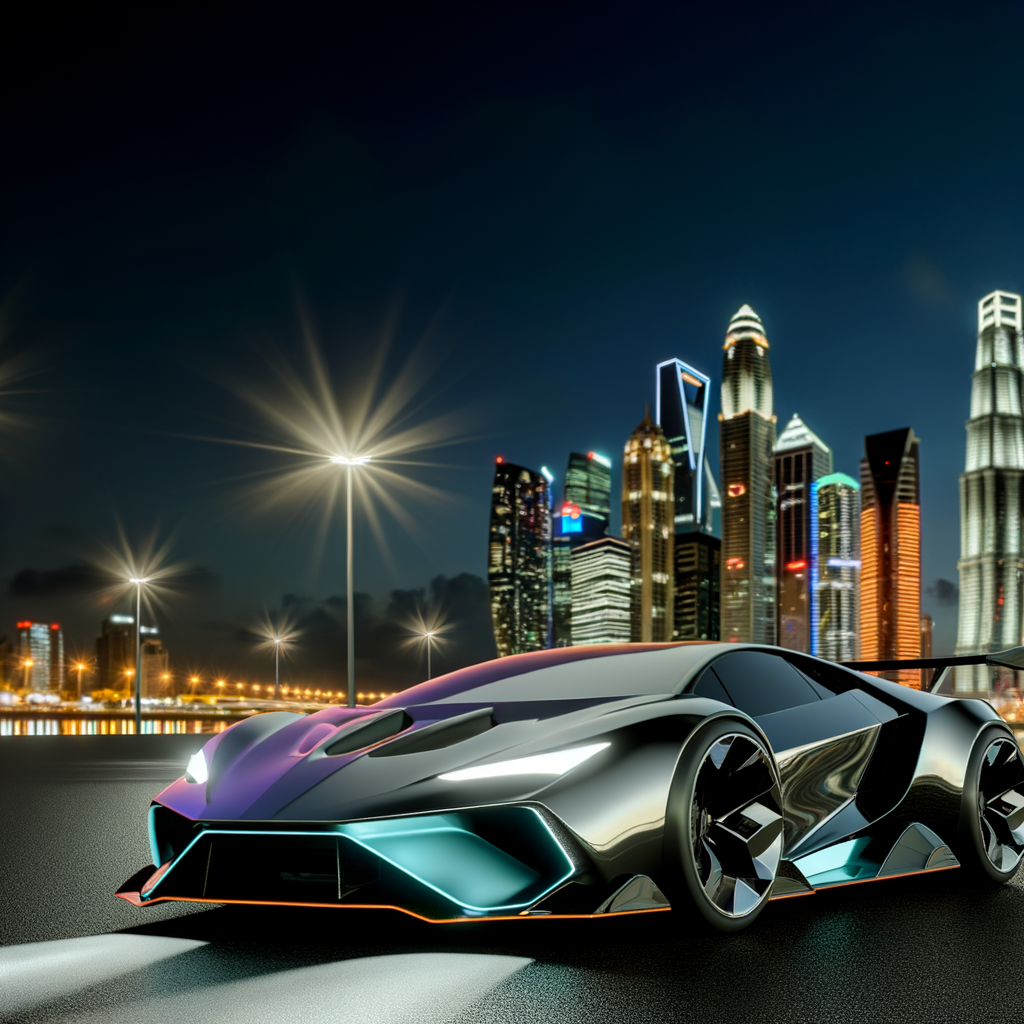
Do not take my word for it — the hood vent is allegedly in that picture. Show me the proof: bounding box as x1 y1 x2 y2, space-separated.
369 707 495 757
324 710 413 757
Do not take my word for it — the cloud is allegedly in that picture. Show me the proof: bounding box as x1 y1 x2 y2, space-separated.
9 564 103 596
927 578 958 606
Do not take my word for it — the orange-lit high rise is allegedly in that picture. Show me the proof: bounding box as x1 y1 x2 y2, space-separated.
859 427 921 686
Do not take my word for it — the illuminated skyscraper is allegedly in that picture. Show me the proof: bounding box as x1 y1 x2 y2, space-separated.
673 532 720 640
956 291 1024 687
96 614 160 691
774 414 833 652
488 458 552 656
16 621 64 692
657 358 722 641
720 304 777 643
623 411 674 641
553 451 613 646
570 536 631 644
657 359 720 533
810 472 860 662
860 427 921 686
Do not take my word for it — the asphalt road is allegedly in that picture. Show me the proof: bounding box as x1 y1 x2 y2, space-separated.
2 735 1022 1023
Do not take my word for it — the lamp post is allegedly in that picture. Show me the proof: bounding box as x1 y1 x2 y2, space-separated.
75 662 86 700
330 454 371 707
419 629 437 681
129 577 150 734
273 636 282 700
23 658 33 691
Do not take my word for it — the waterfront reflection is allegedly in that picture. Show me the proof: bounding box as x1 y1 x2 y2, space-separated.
0 718 232 737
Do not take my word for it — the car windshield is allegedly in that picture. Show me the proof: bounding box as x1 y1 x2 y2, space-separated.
376 643 721 705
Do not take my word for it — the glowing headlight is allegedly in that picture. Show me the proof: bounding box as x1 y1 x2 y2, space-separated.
438 742 609 782
185 749 208 785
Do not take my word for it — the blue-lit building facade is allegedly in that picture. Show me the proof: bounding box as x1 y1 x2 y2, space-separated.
553 451 612 646
810 472 861 662
488 459 552 657
570 536 631 644
657 357 722 641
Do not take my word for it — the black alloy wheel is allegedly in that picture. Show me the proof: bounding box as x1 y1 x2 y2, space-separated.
962 730 1024 882
665 718 784 932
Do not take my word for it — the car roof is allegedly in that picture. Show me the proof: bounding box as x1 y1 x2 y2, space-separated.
375 642 729 707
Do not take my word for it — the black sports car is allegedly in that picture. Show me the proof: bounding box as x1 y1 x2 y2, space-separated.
118 642 1024 931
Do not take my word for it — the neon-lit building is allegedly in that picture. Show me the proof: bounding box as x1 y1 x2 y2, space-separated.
553 451 613 646
955 291 1024 691
656 359 720 533
16 621 64 692
810 472 860 662
774 414 833 652
570 536 631 644
488 459 552 657
860 427 921 687
623 410 674 641
720 304 777 643
657 358 722 642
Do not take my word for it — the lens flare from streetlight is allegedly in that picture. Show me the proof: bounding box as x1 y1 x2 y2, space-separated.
187 315 477 571
250 610 301 657
402 606 452 653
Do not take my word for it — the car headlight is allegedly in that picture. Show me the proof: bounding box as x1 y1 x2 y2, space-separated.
438 742 609 782
185 749 208 785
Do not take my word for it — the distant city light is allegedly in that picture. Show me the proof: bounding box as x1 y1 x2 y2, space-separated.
587 452 612 468
110 614 134 624
827 558 862 568
786 560 807 571
541 466 554 484
727 483 746 498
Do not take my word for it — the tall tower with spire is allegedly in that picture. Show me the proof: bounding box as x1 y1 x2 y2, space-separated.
720 304 777 643
956 290 1024 684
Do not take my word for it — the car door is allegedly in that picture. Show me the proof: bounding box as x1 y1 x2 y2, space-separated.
693 650 892 855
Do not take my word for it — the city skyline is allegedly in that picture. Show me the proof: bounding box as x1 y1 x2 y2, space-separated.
5 6 1024 672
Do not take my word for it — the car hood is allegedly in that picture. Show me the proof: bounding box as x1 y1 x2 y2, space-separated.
155 693 673 822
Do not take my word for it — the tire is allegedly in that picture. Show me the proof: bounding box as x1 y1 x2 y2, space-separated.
958 726 1024 884
663 717 785 932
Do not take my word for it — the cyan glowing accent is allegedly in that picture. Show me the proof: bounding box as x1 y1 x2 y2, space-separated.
562 515 583 534
793 837 874 887
143 809 575 914
147 804 160 866
185 749 208 785
438 742 609 782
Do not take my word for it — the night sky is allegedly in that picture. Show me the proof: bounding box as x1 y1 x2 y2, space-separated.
2 2 1023 685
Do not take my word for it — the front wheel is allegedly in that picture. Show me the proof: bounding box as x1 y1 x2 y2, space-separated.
958 727 1024 883
663 718 784 932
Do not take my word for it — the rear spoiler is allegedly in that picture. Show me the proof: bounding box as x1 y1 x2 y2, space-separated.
841 647 1024 694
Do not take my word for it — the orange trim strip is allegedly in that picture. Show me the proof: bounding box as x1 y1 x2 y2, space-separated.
115 891 672 924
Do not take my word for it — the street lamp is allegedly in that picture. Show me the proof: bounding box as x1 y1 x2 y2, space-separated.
419 629 438 680
128 577 151 734
273 635 283 700
330 454 371 707
75 662 86 700
22 658 33 691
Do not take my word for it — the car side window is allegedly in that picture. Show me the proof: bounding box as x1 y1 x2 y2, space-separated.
692 668 733 705
706 651 822 718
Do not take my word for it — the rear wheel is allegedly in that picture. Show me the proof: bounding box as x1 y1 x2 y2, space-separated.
664 718 784 932
959 728 1024 883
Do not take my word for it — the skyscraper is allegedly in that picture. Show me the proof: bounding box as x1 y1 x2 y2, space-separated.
657 358 723 642
774 414 833 652
860 427 921 687
811 472 861 662
720 304 777 644
956 291 1024 687
570 536 631 644
488 458 552 657
96 614 161 692
673 532 720 640
656 359 720 533
16 621 64 692
623 411 674 641
553 451 613 646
